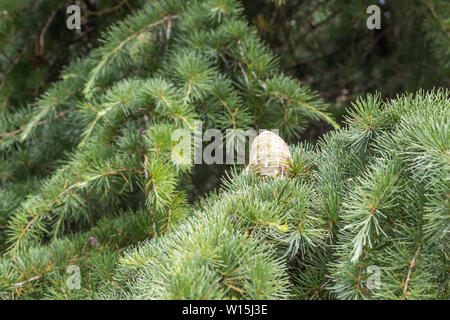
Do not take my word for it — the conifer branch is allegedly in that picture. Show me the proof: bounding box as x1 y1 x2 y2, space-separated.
83 14 179 97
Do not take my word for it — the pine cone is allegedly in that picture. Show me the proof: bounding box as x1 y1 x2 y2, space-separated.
248 131 292 177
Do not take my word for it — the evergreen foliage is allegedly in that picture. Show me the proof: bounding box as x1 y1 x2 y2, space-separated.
95 90 448 300
0 0 448 300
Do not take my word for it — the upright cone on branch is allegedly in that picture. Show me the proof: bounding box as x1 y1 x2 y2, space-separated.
248 131 293 177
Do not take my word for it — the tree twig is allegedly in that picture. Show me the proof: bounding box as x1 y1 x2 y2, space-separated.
86 0 129 16
401 243 421 300
39 4 62 56
0 112 66 142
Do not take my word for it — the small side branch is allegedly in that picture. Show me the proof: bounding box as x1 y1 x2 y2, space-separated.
401 243 421 300
11 275 41 288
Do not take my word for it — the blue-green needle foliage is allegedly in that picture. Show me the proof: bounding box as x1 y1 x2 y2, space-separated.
0 0 447 300
98 170 324 299
99 90 448 300
0 0 334 254
326 90 449 300
1 87 448 299
0 206 185 299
